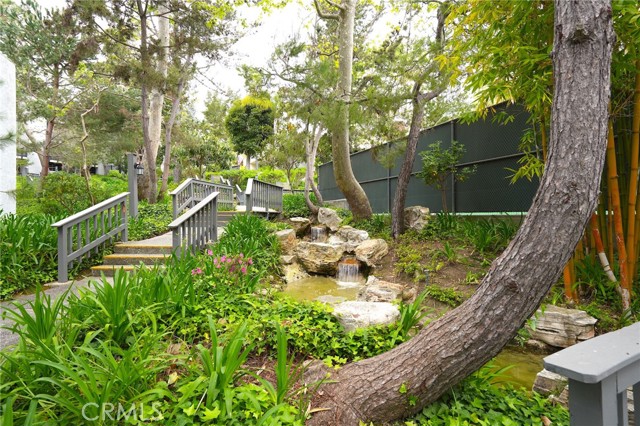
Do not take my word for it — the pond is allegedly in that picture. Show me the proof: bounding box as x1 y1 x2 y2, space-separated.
281 276 361 302
490 347 545 391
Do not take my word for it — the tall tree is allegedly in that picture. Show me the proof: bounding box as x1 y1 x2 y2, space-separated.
225 96 275 169
306 1 613 423
314 0 373 220
0 0 96 178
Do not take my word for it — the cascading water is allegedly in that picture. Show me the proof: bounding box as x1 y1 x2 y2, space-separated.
337 257 361 285
310 226 327 242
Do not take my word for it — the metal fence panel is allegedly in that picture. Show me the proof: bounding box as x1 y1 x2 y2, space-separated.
318 103 539 213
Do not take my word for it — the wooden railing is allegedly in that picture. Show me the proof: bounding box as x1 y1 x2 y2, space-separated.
170 178 234 219
52 193 129 282
245 178 283 219
544 322 640 426
168 192 218 256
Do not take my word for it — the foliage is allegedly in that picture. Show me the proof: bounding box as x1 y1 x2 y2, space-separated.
406 366 569 426
424 285 463 308
0 213 59 299
225 96 275 162
128 201 173 241
416 141 476 212
349 214 392 240
39 172 93 216
210 214 281 276
282 193 317 218
261 121 306 187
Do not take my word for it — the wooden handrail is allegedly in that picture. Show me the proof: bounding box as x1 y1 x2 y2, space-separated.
171 178 233 219
169 192 219 256
52 192 129 282
244 178 283 219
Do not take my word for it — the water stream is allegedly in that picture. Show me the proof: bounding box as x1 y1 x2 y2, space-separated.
489 347 545 390
336 257 362 285
310 226 327 242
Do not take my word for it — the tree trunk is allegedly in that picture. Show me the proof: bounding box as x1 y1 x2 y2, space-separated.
137 0 153 203
391 89 424 238
329 0 372 220
160 77 185 197
40 119 54 179
145 0 170 203
306 1 613 424
305 123 323 214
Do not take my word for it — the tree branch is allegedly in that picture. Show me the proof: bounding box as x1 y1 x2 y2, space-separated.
314 0 340 20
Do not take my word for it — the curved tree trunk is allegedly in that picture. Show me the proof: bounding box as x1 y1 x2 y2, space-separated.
330 0 372 220
307 1 614 424
305 123 324 215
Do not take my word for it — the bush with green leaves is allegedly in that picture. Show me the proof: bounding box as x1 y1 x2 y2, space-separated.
128 201 173 241
0 213 59 299
282 193 317 218
39 172 93 216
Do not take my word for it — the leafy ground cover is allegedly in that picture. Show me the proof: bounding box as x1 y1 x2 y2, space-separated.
1 214 569 425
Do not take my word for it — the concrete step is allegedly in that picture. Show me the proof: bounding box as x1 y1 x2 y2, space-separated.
114 244 173 255
102 253 169 266
91 264 165 277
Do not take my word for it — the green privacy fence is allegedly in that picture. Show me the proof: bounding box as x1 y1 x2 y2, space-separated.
318 103 540 213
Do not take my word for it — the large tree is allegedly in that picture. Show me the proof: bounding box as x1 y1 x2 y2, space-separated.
225 96 275 169
305 0 614 424
314 0 373 220
0 0 96 178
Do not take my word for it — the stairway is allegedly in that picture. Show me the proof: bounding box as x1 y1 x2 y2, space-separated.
217 210 240 226
91 241 172 277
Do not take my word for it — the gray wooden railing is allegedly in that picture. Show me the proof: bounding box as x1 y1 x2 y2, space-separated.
544 322 640 426
245 178 283 219
168 192 218 256
170 178 234 219
52 192 129 282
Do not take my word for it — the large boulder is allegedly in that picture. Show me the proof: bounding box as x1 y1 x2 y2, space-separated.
275 229 297 255
336 226 369 252
318 207 342 231
355 239 389 267
404 206 431 232
358 276 402 302
283 261 309 284
288 217 311 238
295 242 344 275
332 301 400 332
527 305 597 348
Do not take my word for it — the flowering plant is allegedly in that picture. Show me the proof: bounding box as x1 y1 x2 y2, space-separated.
192 250 259 294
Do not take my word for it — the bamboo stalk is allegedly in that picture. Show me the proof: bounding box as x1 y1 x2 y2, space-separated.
607 120 631 310
590 213 618 282
563 262 575 302
627 60 640 286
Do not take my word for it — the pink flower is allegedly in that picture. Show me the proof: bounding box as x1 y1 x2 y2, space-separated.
241 266 247 274
191 267 203 276
247 258 253 265
207 249 213 256
213 258 219 265
221 255 227 262
239 253 244 258
238 259 243 264
215 264 221 269
227 258 233 264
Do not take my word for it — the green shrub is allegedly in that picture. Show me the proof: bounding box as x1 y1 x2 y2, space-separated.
350 213 391 240
39 172 93 216
210 169 259 188
128 201 173 241
408 366 569 425
0 213 59 298
282 193 317 218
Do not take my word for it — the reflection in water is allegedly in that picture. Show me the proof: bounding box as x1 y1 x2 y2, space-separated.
282 276 361 302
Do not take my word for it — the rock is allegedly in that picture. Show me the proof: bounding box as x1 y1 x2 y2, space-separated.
295 242 344 275
549 385 569 407
358 276 402 302
327 235 346 246
283 262 309 283
527 306 597 347
404 206 431 232
288 217 311 238
318 207 342 231
355 239 389 267
332 301 400 332
532 369 567 395
275 229 297 255
280 255 295 265
315 295 347 305
337 226 369 251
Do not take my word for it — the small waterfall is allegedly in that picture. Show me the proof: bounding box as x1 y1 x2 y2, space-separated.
337 257 360 285
310 226 327 242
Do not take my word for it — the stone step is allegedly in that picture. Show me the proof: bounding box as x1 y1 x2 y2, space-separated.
102 253 169 266
91 264 165 277
114 244 173 255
